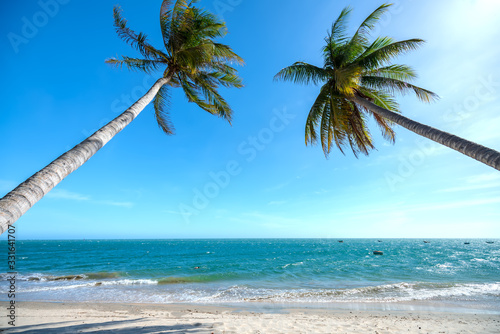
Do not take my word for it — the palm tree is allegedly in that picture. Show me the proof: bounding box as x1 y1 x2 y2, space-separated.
0 0 243 235
274 4 500 170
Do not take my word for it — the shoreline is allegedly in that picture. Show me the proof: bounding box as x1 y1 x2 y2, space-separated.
2 301 500 333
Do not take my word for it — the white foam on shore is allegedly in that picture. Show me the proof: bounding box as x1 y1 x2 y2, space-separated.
10 280 499 310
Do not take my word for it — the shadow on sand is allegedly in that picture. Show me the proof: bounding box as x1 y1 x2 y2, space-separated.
4 318 218 333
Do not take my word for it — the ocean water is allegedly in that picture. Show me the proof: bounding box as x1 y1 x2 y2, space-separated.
1 239 499 313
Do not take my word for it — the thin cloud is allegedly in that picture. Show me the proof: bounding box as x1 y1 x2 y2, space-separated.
338 197 500 222
46 189 90 201
467 173 500 184
242 211 300 226
264 181 291 192
99 201 134 208
46 189 134 208
437 173 500 193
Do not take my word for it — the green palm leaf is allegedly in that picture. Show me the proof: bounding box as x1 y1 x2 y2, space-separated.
364 64 417 81
113 7 167 61
274 62 329 85
105 56 162 74
361 76 438 102
351 4 391 46
153 84 175 135
343 4 392 65
306 84 331 146
355 39 425 69
160 0 174 52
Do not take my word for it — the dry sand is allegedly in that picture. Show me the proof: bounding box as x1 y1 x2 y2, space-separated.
1 301 499 333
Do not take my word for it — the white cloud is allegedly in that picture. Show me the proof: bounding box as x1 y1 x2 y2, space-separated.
46 189 90 201
268 200 286 205
437 173 500 193
418 197 500 211
467 173 500 184
46 189 134 208
99 201 134 208
462 115 500 146
242 211 300 226
264 182 291 192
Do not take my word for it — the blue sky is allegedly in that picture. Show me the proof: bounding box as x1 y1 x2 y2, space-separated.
1 0 499 240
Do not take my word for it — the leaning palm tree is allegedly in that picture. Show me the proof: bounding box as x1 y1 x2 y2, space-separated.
275 4 500 169
0 0 243 235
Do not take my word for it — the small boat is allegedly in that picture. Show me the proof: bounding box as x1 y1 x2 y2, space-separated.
377 240 382 242
338 240 344 243
373 250 383 255
423 241 430 243
486 241 494 244
464 242 470 245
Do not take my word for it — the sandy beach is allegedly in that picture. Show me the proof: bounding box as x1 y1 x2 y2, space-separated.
1 302 499 333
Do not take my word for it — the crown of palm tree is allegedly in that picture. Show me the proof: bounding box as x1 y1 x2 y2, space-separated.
275 4 438 157
106 0 244 135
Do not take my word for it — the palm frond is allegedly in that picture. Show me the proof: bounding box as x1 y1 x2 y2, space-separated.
327 6 352 47
354 89 397 143
350 4 391 47
211 43 245 65
172 0 190 24
353 36 393 63
189 8 226 39
175 43 213 69
113 6 167 60
274 62 329 85
206 70 243 88
363 64 417 81
323 7 352 68
192 73 233 122
153 84 175 135
347 102 374 157
372 111 396 143
105 56 164 74
320 97 333 156
361 76 438 102
329 97 352 156
342 4 392 65
356 86 399 112
160 0 173 52
305 84 330 146
355 39 425 69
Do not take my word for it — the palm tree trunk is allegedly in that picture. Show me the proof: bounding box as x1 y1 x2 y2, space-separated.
0 76 170 235
351 95 500 171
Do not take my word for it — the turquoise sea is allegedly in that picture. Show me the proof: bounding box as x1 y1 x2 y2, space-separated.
1 239 499 313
